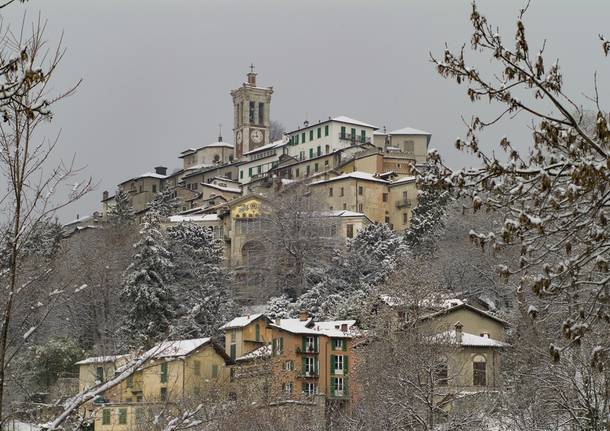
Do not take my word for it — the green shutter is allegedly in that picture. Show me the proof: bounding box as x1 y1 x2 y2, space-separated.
344 355 348 372
310 130 314 141
309 148 313 159
317 146 321 156
302 357 306 374
302 336 306 352
160 363 168 383
330 354 335 375
102 409 111 425
351 128 356 138
317 128 321 138
240 170 243 179
248 167 253 176
302 132 306 142
315 357 319 374
340 126 346 137
272 338 276 355
361 130 366 142
279 337 284 353
343 339 347 351
325 125 329 136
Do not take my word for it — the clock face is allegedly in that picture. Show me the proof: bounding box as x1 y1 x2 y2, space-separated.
250 129 264 144
236 130 243 145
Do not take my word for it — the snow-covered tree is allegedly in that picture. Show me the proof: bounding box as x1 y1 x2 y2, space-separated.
428 1 610 360
148 188 179 218
121 211 176 348
264 294 294 319
107 190 135 225
404 171 452 255
167 222 236 337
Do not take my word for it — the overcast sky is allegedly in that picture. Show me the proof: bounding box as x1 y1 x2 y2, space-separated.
4 0 609 221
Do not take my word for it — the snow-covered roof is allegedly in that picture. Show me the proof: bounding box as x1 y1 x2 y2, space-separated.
309 171 390 185
201 182 242 194
146 338 211 359
420 302 510 327
271 318 358 338
390 176 416 185
434 330 510 348
319 210 368 218
220 313 265 330
167 214 220 223
138 172 168 180
236 345 272 362
204 141 234 148
243 139 288 156
332 116 378 130
270 318 318 335
63 214 95 227
389 126 431 136
75 355 126 365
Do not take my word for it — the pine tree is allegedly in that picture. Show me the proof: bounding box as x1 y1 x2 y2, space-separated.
121 211 176 348
148 188 179 218
167 222 236 337
107 190 135 225
264 294 294 319
403 182 452 256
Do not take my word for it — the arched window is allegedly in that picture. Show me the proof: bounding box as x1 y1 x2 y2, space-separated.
473 355 487 386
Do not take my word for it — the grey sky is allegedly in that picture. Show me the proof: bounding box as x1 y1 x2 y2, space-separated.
4 0 609 221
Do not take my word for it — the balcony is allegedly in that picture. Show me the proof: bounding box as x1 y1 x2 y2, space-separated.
296 345 318 354
396 198 412 209
331 389 346 398
298 370 319 379
338 133 371 145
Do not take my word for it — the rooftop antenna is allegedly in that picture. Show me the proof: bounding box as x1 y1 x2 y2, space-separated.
218 123 223 142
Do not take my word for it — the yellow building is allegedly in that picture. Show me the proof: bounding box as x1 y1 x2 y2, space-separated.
309 171 417 231
220 313 273 360
372 126 431 164
76 338 233 431
222 312 358 413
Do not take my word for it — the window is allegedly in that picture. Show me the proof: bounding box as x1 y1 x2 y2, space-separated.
309 130 314 141
340 126 346 138
302 382 317 396
283 382 293 395
240 170 243 179
139 185 143 193
325 125 329 136
295 168 300 177
358 186 363 195
340 187 344 197
351 128 356 139
230 344 236 359
325 144 330 154
306 166 310 176
385 216 390 224
96 367 104 382
303 356 316 374
332 377 344 396
382 193 388 202
160 387 167 401
249 101 255 124
258 102 264 125
160 363 168 383
255 323 260 341
135 407 145 423
317 127 321 138
329 188 333 197
360 130 366 142
309 148 314 159
102 409 111 425
118 408 127 425
295 134 299 145
359 203 363 212
334 355 344 373
284 360 294 371
192 183 198 190
314 163 319 172
403 213 408 224
473 355 487 386
127 375 134 388
212 364 219 378
257 165 262 174
152 184 157 193
332 338 344 350
325 160 329 167
317 146 321 156
343 203 347 210
302 132 306 143
248 167 253 177
194 360 201 377
273 337 284 355
404 140 415 154
299 150 305 161
346 224 354 238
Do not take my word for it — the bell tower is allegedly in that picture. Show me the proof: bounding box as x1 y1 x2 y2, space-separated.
231 64 273 159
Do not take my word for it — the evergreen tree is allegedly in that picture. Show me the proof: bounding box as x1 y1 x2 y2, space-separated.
107 190 135 225
167 222 236 337
148 188 179 218
403 182 452 256
121 211 176 348
264 294 294 319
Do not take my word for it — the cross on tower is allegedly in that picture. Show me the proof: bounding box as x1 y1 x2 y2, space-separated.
250 63 255 73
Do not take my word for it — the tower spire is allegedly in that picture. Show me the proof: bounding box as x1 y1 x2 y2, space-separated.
247 63 257 86
218 123 223 142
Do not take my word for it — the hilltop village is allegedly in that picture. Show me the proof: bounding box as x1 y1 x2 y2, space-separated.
56 70 512 430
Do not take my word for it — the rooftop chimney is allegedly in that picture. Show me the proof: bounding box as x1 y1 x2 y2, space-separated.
154 166 167 176
102 190 109 201
298 311 309 322
304 120 309 127
481 332 490 339
340 323 348 332
454 321 463 344
275 318 281 325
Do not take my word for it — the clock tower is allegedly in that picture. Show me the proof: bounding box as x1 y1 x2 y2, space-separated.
231 64 273 159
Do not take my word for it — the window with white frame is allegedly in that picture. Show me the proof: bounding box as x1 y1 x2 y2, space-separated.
334 355 344 373
305 336 316 352
305 356 315 375
332 377 344 396
284 360 293 371
283 382 292 395
302 382 317 396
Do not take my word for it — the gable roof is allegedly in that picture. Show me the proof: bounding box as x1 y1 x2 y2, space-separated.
389 126 431 136
309 171 390 186
433 330 510 348
75 355 127 365
419 303 510 327
145 338 234 364
220 313 269 330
